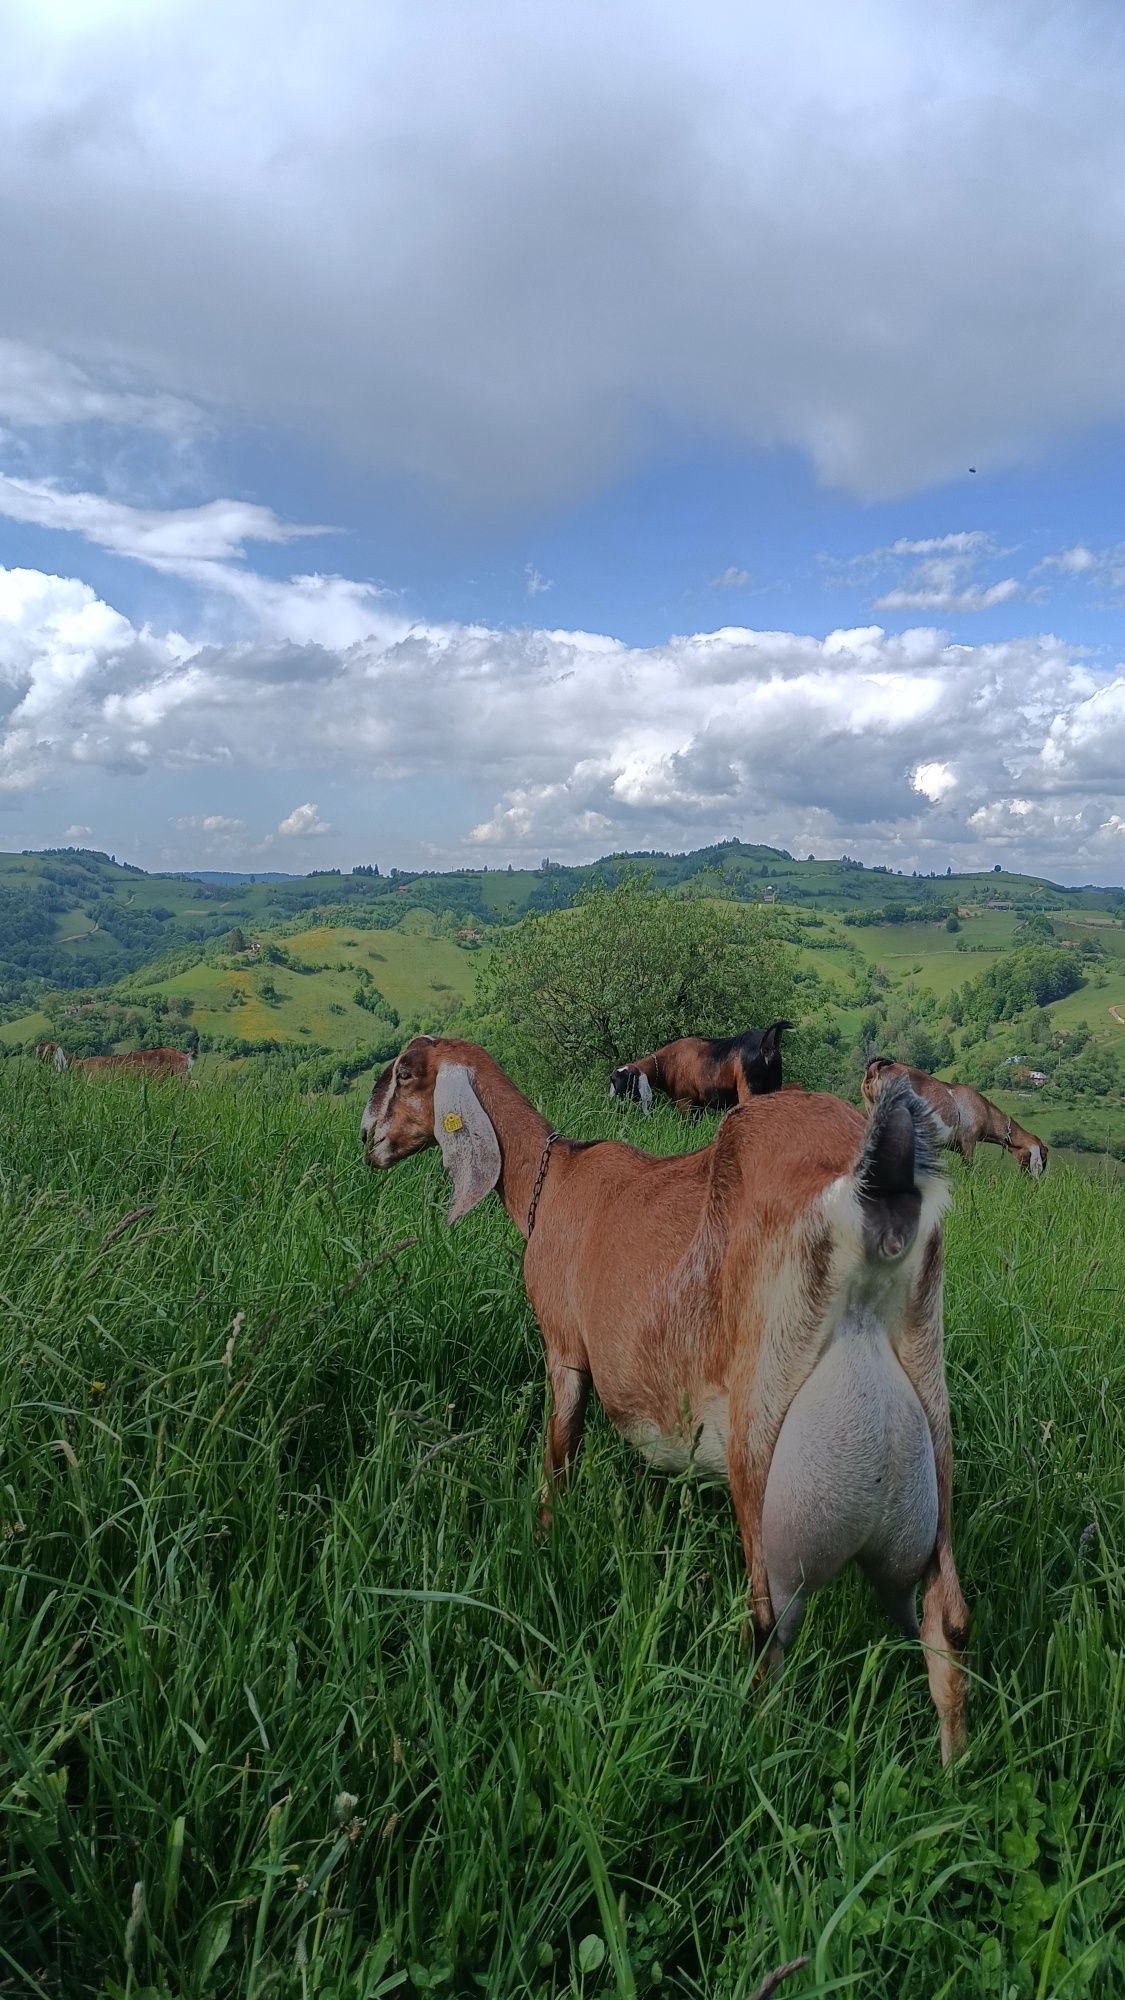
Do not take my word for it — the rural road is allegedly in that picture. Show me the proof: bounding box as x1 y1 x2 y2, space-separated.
1110 1006 1125 1025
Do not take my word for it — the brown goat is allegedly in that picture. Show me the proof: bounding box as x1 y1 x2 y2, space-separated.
862 1058 1047 1177
362 1034 969 1760
37 1041 194 1081
609 1020 792 1114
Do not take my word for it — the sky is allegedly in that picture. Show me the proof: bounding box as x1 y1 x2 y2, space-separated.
2 0 1125 886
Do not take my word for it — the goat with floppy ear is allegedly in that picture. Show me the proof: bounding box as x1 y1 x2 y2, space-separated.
362 1033 970 1762
862 1056 1048 1178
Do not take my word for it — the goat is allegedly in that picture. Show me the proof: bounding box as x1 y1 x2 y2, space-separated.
37 1041 195 1081
862 1057 1047 1177
608 1020 793 1115
362 1034 969 1761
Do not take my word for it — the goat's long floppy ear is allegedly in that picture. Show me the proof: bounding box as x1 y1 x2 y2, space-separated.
637 1072 653 1114
432 1064 501 1224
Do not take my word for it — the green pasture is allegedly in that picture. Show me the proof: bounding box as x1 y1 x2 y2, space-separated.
1 1059 1123 1997
120 926 487 1050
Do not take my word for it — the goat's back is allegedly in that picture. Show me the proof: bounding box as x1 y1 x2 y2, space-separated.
524 1093 874 1426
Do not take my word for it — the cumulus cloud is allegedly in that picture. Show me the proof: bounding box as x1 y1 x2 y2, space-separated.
277 802 330 837
4 4 1125 507
911 761 956 802
64 822 91 838
4 557 1122 879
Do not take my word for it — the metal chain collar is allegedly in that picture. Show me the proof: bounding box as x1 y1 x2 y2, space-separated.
526 1131 561 1238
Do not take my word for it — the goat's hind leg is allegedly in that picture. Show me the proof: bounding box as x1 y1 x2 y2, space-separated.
538 1357 591 1528
920 1545 969 1765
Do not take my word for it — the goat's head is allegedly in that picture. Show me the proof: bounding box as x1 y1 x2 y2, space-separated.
861 1055 898 1107
1013 1133 1049 1179
740 1019 793 1096
361 1035 502 1222
608 1063 653 1113
36 1041 67 1072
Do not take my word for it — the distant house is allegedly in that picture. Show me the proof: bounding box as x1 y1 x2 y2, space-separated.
1011 1067 1048 1087
457 927 483 945
762 884 778 904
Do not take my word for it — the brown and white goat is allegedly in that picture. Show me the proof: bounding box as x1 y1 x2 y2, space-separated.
362 1034 969 1761
862 1057 1047 1178
608 1020 793 1115
37 1041 195 1081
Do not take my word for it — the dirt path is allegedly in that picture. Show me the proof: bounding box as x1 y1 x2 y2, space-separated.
1110 1005 1125 1026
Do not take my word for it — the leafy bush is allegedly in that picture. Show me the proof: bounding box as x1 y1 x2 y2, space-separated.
471 874 795 1088
955 947 1084 1027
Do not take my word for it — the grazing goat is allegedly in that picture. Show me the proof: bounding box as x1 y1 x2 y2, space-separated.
362 1035 969 1761
608 1020 793 1114
862 1057 1047 1177
37 1041 194 1081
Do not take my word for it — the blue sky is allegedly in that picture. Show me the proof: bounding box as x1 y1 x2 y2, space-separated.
2 0 1124 884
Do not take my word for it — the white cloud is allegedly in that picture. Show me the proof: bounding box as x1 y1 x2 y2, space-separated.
874 576 1021 613
0 473 328 568
842 529 1023 613
912 761 956 802
172 813 245 834
4 5 1125 507
1037 544 1100 575
4 557 1122 880
709 567 751 588
0 339 198 435
882 533 992 559
1035 542 1125 592
63 822 91 838
0 474 399 651
277 802 330 837
524 565 553 597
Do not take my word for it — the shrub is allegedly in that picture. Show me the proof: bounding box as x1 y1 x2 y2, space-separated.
471 874 795 1088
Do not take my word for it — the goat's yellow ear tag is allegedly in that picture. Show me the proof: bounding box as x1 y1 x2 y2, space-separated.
442 1111 463 1134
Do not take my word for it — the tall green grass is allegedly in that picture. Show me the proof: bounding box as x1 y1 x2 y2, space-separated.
1 1063 1123 1998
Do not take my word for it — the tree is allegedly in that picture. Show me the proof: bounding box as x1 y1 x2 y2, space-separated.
472 874 794 1088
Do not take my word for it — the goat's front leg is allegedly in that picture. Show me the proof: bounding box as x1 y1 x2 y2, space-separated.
538 1357 591 1528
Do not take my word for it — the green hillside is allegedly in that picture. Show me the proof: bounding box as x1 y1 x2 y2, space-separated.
4 839 1122 1017
3 842 1123 1165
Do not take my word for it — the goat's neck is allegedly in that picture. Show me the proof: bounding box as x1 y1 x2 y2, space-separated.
464 1051 553 1239
977 1093 1016 1147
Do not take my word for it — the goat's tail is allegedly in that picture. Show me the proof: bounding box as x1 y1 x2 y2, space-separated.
853 1073 942 1262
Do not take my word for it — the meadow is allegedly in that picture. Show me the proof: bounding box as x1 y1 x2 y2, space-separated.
2 1058 1124 1999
